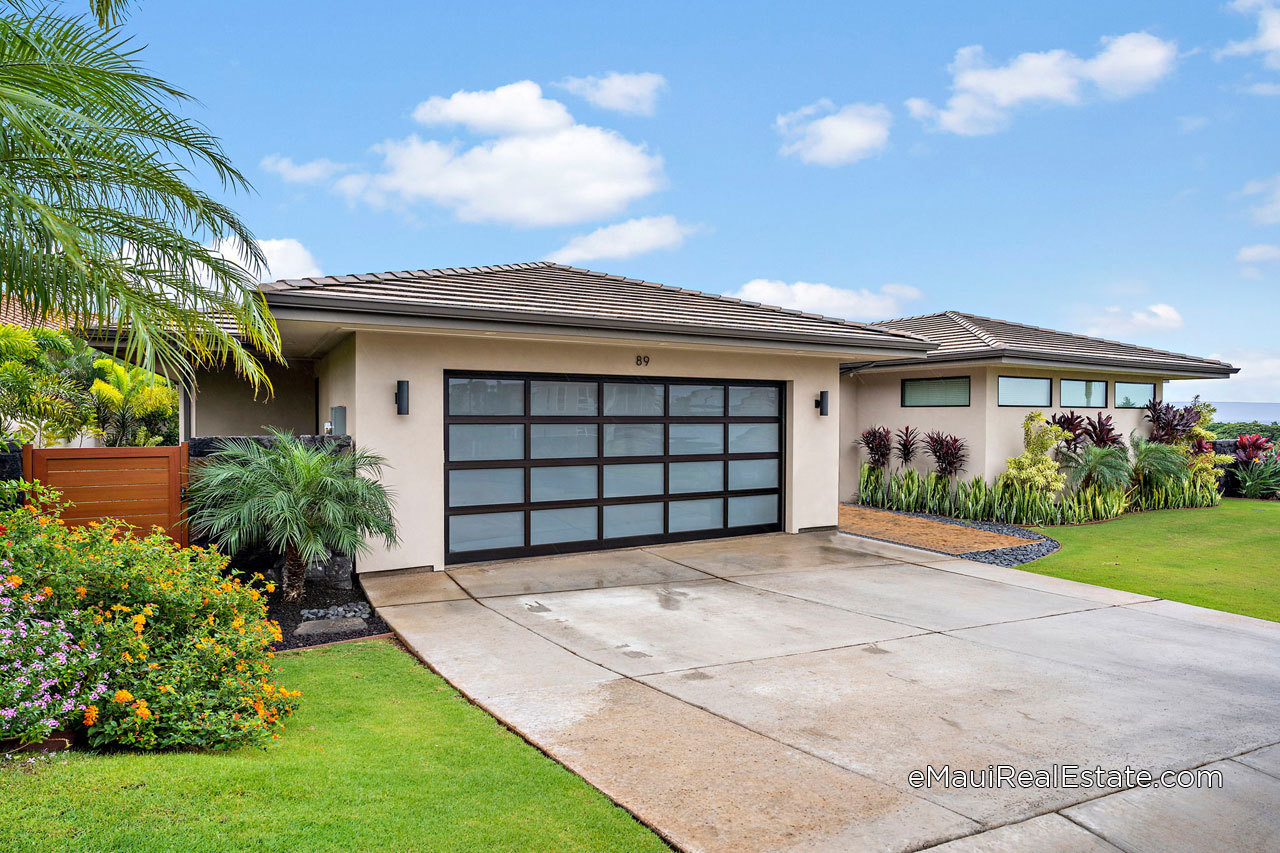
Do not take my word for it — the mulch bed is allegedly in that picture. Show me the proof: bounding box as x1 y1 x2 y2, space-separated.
838 503 1061 567
266 584 389 651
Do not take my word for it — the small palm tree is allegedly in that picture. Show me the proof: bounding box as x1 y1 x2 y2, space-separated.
1060 444 1130 492
1128 433 1189 494
90 358 177 446
0 324 94 445
187 430 399 602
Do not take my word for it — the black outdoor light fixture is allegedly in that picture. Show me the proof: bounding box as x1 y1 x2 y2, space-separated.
814 390 829 416
394 380 410 415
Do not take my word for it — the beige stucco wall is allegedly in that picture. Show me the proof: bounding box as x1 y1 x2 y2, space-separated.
316 335 356 437
839 364 1167 497
190 359 316 437
346 330 845 573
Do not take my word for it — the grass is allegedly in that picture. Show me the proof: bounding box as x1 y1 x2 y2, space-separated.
0 639 667 853
1024 498 1280 622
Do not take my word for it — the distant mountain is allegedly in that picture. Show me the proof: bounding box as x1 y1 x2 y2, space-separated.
1169 401 1280 424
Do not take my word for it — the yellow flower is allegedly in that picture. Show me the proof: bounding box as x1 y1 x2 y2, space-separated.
113 689 133 704
131 614 146 633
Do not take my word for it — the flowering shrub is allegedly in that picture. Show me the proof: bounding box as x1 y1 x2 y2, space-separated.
0 481 299 749
0 577 110 744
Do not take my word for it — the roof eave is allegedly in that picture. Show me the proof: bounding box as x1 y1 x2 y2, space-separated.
842 350 1237 378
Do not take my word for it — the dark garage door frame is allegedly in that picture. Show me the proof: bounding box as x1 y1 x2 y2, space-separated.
444 370 785 564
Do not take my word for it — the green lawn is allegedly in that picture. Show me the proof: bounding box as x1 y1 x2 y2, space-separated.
0 639 666 853
1025 498 1280 622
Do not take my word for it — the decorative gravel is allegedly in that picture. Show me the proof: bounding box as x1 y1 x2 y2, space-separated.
844 504 1060 567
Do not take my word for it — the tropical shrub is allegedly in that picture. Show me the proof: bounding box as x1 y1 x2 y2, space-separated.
1081 412 1124 448
1059 444 1130 493
0 577 111 745
857 426 892 469
187 430 398 602
924 431 968 478
1235 452 1280 500
90 359 179 447
0 325 95 446
1209 421 1280 443
1178 398 1232 491
1143 401 1199 444
894 426 920 467
1049 411 1086 450
1000 412 1070 494
0 481 298 749
1235 434 1274 464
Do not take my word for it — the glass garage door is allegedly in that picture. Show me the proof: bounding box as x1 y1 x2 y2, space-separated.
444 371 785 563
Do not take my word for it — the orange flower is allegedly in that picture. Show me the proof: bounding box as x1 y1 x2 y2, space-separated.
135 706 152 720
131 614 146 633
113 689 133 704
4 575 20 587
41 586 52 597
83 705 99 726
75 586 87 598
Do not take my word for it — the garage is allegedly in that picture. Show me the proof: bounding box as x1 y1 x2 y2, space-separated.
444 371 785 563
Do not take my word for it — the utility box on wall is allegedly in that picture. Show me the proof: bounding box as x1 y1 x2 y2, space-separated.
328 405 347 436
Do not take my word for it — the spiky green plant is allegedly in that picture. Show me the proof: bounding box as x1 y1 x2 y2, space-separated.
89 358 176 446
187 430 399 602
0 6 281 390
1060 444 1131 492
0 323 95 444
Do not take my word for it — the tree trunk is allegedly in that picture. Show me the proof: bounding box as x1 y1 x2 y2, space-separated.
282 544 307 603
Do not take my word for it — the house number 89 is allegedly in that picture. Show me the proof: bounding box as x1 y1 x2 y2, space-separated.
635 355 650 366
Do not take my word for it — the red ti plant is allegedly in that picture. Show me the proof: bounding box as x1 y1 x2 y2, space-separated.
1049 411 1086 450
858 426 892 468
1235 434 1274 464
1082 412 1124 448
895 425 920 466
1192 438 1215 455
923 431 969 478
1143 401 1199 444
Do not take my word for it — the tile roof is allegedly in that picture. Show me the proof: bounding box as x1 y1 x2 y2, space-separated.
260 262 934 352
858 311 1236 376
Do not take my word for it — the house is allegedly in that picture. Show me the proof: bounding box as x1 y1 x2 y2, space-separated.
838 311 1237 497
186 263 1236 573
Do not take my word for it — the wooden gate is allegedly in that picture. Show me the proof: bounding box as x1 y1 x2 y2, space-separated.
23 444 189 546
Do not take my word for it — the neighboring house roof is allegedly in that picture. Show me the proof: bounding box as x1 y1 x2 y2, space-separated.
259 262 935 353
0 298 52 330
844 311 1236 377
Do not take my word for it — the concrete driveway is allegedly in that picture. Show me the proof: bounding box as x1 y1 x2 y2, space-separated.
366 532 1280 852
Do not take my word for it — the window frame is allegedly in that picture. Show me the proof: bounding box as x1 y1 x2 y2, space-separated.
1114 381 1157 409
1059 379 1108 409
996 375 1053 408
900 376 971 408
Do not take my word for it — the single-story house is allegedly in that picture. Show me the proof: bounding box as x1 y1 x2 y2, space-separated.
185 263 1236 573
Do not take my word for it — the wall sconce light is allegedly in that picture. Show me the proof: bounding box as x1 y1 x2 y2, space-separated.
814 390 829 416
394 380 409 416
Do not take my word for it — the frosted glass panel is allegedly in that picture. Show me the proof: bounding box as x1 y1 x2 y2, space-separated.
531 507 597 545
531 424 597 458
729 459 778 490
603 423 663 456
448 468 523 507
449 512 523 552
729 494 777 527
530 465 597 502
1060 380 1106 408
998 376 1051 407
902 377 969 407
669 461 723 494
603 383 664 416
448 424 524 461
603 463 663 497
603 502 664 538
669 384 724 416
728 386 778 416
728 423 778 453
669 424 723 455
530 381 597 415
669 498 723 532
447 378 523 415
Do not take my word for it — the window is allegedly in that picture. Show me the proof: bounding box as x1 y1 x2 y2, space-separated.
998 376 1052 407
1115 382 1155 408
901 377 970 407
1060 380 1107 408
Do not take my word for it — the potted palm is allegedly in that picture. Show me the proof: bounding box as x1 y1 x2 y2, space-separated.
187 429 398 602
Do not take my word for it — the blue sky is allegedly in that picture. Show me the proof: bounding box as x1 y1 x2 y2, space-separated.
125 1 1280 401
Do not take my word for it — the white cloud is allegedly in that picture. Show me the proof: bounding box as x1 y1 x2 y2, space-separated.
558 72 667 116
726 279 922 321
332 81 664 227
1175 348 1280 403
546 215 697 264
1244 81 1280 94
1241 174 1280 224
1085 303 1184 337
411 81 572 135
1219 0 1280 70
1237 243 1280 262
907 32 1177 135
1177 115 1209 133
211 238 321 282
261 154 351 183
775 100 892 166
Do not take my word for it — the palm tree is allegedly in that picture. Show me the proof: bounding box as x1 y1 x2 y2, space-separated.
0 324 95 445
1128 433 1189 493
187 430 399 602
89 357 176 446
0 6 281 391
1059 444 1130 492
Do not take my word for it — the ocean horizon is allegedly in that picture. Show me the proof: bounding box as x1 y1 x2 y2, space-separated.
1169 401 1280 424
